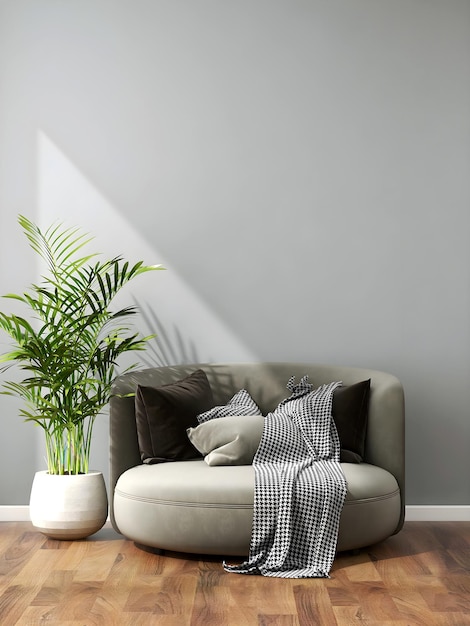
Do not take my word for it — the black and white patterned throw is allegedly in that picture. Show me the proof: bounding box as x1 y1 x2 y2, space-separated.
224 376 347 578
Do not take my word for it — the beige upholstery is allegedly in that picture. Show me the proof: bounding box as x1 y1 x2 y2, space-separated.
110 362 405 554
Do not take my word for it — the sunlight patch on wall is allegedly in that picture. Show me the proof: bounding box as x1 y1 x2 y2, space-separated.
36 130 257 365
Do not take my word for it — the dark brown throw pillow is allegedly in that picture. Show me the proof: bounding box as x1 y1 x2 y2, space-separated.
332 379 371 463
135 369 214 464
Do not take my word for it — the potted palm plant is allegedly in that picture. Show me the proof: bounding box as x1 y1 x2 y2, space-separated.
0 215 162 539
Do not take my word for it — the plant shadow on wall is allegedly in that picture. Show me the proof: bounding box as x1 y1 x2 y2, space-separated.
0 215 163 539
133 297 200 368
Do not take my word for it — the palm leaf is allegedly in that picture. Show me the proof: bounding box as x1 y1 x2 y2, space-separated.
0 215 164 474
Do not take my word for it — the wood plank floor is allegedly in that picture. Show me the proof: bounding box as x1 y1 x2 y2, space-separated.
0 521 469 625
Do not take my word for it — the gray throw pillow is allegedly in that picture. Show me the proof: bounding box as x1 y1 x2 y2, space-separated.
187 414 264 466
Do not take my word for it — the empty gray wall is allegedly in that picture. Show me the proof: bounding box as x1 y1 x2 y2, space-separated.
1 0 469 506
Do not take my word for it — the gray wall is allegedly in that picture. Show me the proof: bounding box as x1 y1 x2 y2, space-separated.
1 0 469 506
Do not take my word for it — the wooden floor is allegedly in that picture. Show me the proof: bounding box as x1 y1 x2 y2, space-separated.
0 522 469 625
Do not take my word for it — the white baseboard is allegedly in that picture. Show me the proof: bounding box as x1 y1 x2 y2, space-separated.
1 505 469 523
405 505 470 522
0 506 30 522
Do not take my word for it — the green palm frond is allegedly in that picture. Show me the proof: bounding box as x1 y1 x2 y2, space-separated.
0 215 164 474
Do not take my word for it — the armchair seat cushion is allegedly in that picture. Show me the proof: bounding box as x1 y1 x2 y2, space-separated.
113 460 400 555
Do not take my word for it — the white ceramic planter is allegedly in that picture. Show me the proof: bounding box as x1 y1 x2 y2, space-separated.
29 470 108 540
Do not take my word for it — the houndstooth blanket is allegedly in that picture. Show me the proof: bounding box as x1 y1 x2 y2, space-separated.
224 376 347 578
